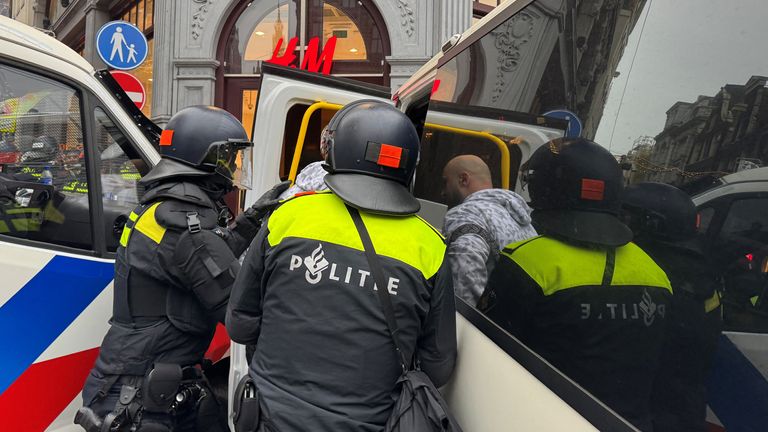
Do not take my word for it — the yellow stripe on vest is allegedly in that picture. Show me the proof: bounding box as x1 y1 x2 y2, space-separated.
119 210 140 247
119 226 132 247
502 236 671 296
122 203 166 247
268 192 446 279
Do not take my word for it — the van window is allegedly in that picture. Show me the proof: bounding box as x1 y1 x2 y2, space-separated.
0 64 92 250
716 197 768 332
279 103 336 181
94 107 148 252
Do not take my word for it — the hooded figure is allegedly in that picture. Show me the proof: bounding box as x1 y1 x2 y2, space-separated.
442 155 537 305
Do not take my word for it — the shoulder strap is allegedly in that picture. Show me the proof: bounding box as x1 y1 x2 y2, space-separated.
501 235 542 256
346 205 409 372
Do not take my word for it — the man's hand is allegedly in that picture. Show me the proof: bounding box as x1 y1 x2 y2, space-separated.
242 180 291 222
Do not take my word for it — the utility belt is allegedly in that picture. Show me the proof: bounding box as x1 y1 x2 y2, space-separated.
75 364 216 432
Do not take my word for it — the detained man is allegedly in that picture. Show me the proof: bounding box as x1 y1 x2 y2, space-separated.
442 154 536 306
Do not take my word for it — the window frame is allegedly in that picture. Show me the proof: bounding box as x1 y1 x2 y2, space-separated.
88 102 151 258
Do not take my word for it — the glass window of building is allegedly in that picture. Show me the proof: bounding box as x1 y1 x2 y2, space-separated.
222 0 388 139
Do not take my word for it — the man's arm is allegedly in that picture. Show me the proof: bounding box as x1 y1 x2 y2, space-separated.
225 224 270 345
447 233 491 306
417 260 457 387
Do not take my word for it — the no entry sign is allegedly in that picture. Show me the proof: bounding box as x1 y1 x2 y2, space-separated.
111 71 146 110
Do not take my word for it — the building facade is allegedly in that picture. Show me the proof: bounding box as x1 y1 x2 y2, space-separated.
643 76 768 189
44 0 474 128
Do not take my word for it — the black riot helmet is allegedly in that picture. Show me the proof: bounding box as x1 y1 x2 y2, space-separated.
322 100 421 215
140 106 253 188
523 137 632 247
622 182 697 241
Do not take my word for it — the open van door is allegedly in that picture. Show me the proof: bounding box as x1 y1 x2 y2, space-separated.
242 63 391 198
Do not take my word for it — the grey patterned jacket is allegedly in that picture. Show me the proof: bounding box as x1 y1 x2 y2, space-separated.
443 189 537 306
278 161 329 200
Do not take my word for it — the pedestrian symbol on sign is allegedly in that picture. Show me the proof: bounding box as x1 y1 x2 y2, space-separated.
96 21 148 71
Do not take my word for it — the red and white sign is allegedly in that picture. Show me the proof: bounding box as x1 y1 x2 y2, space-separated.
110 71 146 110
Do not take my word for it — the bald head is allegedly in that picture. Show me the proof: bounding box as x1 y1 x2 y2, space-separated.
442 155 494 208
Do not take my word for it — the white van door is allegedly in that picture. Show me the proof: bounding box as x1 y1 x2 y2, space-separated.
243 63 392 200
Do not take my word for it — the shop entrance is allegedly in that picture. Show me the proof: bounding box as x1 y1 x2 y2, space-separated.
217 0 391 138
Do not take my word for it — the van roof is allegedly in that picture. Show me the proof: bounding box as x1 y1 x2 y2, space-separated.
720 166 768 184
0 16 95 74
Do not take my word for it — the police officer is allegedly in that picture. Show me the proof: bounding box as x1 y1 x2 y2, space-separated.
622 182 722 432
78 106 288 432
480 138 672 431
226 100 457 431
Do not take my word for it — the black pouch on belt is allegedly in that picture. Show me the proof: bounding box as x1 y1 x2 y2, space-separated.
143 363 183 413
233 374 260 432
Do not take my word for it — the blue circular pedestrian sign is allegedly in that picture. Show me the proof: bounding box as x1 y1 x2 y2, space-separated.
96 21 148 71
543 109 583 138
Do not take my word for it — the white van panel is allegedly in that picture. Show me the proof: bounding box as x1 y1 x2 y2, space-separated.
443 314 599 432
244 74 391 206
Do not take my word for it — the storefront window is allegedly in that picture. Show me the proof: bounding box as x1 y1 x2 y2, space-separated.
225 1 300 75
323 4 367 61
224 0 385 76
221 0 390 132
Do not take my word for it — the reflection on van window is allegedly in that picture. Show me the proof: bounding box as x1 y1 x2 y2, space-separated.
714 198 768 333
413 0 768 430
94 108 148 252
0 63 92 250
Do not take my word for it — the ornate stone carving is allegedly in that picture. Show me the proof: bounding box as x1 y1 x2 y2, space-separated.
396 0 416 38
491 12 535 103
191 0 214 40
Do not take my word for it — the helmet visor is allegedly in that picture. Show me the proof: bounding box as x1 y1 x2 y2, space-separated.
204 140 254 189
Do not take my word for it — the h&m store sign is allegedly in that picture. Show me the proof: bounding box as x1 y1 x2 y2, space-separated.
266 36 337 75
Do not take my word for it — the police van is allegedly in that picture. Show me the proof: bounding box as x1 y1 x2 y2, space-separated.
2 0 767 430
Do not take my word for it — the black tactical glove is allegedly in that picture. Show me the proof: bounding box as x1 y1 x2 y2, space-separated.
242 180 291 223
224 181 291 256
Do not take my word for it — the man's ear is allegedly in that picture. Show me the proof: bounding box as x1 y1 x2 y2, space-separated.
459 172 470 187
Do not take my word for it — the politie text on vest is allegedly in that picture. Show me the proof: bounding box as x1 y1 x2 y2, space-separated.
289 243 400 295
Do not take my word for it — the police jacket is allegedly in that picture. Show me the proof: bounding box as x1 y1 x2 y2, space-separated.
85 180 257 400
226 191 457 432
482 235 672 431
